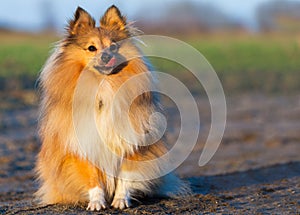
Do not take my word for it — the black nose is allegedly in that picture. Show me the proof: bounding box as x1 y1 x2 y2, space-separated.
101 52 112 64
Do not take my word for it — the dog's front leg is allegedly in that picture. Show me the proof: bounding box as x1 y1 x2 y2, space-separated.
111 178 132 209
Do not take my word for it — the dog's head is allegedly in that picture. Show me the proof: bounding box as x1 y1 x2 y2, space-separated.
63 5 140 75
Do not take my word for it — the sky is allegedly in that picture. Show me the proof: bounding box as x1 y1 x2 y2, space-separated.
0 0 293 32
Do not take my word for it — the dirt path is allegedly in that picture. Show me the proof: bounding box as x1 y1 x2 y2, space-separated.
0 92 299 214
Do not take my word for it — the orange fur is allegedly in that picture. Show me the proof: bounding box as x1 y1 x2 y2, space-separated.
35 5 189 210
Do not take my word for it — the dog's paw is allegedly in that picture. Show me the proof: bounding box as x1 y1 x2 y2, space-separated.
111 197 131 210
86 200 107 211
86 186 107 211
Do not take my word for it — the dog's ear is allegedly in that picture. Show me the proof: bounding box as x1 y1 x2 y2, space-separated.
100 5 127 31
68 7 95 35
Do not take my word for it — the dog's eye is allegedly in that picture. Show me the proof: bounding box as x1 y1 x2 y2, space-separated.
88 45 97 52
109 43 118 53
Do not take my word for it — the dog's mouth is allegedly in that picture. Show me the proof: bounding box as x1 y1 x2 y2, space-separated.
105 56 117 68
94 54 127 75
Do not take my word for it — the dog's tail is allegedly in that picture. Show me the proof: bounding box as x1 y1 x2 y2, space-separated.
157 173 192 198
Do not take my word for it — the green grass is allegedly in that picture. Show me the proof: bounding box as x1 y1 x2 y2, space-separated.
193 38 300 74
0 33 56 78
0 44 49 77
195 37 300 92
150 34 300 93
0 32 299 93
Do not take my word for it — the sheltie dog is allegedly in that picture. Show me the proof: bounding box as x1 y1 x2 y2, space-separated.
35 5 190 211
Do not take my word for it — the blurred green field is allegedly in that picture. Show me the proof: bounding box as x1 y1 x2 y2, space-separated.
0 32 57 77
0 31 299 93
151 34 300 93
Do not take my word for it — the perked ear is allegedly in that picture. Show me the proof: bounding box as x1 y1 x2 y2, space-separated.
100 5 127 31
68 7 95 35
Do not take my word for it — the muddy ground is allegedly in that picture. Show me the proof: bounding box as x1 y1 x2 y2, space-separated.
0 91 299 214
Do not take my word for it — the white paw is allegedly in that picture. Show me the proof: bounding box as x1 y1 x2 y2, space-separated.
86 186 107 211
111 197 131 209
86 200 107 211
